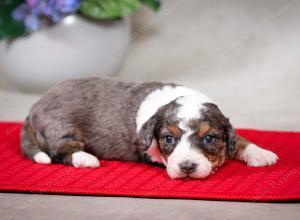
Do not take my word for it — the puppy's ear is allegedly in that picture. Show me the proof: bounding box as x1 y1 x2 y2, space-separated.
224 119 237 159
138 114 160 151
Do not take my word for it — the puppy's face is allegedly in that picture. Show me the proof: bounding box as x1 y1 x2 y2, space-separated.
139 98 237 179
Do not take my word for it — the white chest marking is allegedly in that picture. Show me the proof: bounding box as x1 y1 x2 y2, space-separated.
145 139 167 166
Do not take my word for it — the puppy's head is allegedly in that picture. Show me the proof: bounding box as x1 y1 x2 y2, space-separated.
138 95 237 179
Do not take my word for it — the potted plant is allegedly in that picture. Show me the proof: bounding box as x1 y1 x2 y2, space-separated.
0 0 160 92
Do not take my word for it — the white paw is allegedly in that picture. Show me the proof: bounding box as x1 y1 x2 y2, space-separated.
238 144 278 167
33 152 52 164
72 151 100 168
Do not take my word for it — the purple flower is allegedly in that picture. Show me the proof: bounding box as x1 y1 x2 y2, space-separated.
24 14 41 31
12 0 81 31
26 0 39 7
56 0 80 13
12 3 41 31
12 3 31 21
38 0 61 21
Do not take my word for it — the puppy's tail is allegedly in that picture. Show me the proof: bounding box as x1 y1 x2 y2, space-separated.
20 117 51 164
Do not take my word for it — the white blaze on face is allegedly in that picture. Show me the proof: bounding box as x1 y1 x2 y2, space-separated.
167 129 212 179
176 92 212 119
166 93 214 179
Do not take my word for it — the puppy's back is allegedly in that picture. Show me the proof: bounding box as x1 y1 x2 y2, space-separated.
22 77 165 162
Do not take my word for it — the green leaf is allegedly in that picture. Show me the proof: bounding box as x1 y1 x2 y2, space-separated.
140 0 160 11
80 0 141 20
0 0 27 40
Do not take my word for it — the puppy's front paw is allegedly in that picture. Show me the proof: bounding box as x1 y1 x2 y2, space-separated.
72 151 100 168
238 144 278 167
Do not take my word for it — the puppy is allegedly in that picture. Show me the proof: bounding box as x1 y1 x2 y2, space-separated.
21 77 278 179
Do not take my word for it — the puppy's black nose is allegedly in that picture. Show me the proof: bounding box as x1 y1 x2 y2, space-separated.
179 161 197 174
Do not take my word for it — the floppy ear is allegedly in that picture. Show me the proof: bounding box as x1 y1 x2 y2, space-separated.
224 118 237 159
138 114 160 151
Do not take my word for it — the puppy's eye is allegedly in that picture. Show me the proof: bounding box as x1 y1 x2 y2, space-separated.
164 135 176 145
204 135 215 144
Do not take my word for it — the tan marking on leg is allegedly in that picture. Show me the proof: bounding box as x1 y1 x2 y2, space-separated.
237 136 251 150
28 123 40 147
56 141 85 165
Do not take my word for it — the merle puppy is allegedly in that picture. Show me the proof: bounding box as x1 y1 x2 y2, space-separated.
21 77 278 179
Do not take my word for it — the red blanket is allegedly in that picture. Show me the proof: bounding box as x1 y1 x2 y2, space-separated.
0 122 299 201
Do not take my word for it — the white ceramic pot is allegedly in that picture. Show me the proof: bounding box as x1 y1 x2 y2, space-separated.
0 15 131 93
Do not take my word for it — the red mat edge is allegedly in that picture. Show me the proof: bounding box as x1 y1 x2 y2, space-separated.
1 185 299 202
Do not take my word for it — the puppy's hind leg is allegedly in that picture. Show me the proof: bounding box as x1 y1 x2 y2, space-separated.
50 128 100 168
21 117 51 164
22 116 100 168
54 138 100 168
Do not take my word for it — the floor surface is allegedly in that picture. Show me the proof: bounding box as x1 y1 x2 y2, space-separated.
1 193 300 220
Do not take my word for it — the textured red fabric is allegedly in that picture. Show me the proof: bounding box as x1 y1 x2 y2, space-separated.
0 122 299 201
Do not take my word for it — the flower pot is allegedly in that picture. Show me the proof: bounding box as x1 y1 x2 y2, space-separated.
0 15 131 93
